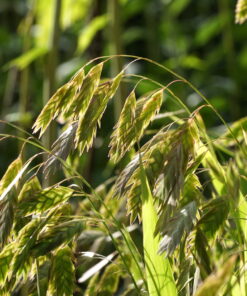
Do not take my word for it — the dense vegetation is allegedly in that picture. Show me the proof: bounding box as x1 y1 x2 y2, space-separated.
0 0 247 295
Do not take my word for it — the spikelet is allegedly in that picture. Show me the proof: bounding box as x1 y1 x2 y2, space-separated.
236 0 247 24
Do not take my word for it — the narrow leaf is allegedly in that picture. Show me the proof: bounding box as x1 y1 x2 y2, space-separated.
78 252 117 283
140 168 177 296
77 14 108 54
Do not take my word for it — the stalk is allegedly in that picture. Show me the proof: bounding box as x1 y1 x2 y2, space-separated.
144 1 160 61
108 0 125 122
2 69 18 118
19 3 35 158
236 194 247 294
42 0 62 186
36 259 41 296
218 0 239 120
19 11 33 125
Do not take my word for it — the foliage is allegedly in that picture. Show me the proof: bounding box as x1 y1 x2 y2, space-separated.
0 56 246 295
0 1 247 295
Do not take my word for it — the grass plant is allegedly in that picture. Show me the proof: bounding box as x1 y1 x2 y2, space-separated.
0 56 246 296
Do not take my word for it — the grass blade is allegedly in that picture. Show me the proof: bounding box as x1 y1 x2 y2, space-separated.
140 167 177 296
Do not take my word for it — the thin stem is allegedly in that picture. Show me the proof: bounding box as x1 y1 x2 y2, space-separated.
108 0 125 122
19 1 36 158
36 259 41 296
83 192 143 293
218 0 239 119
2 68 18 117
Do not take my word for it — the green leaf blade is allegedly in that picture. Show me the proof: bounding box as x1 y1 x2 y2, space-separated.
140 168 177 296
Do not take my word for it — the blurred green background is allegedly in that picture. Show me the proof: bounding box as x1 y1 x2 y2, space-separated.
0 0 246 182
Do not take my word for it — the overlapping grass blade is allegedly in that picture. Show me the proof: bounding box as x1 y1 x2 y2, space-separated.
140 166 177 296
